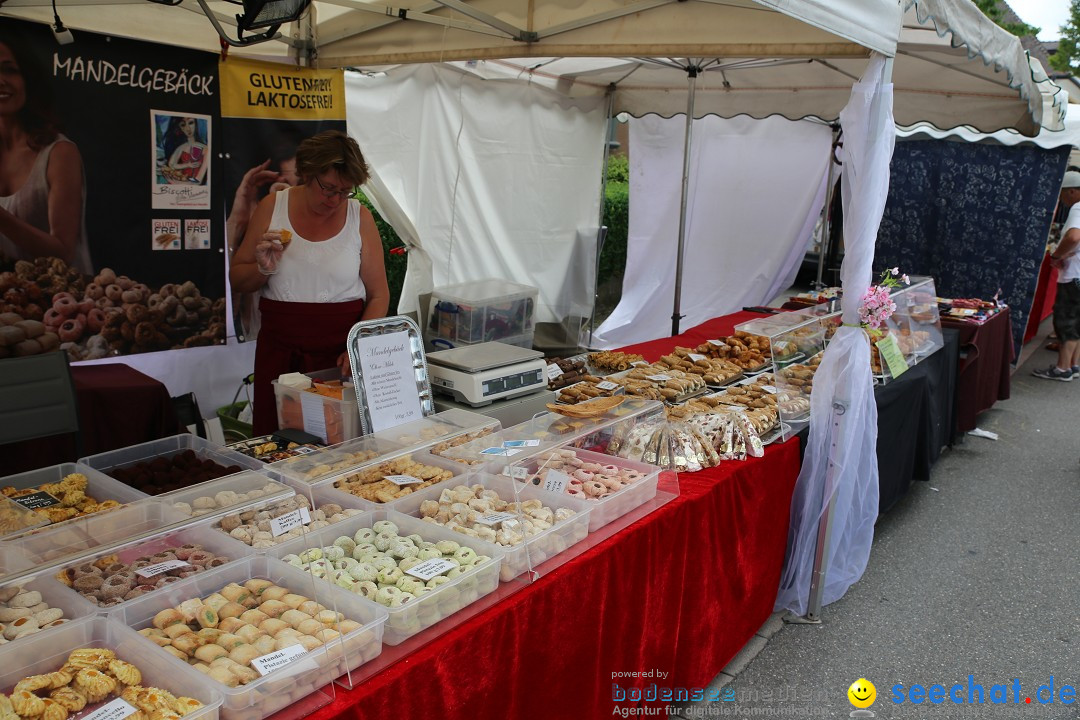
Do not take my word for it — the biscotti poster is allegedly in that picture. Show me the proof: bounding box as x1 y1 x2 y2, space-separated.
218 58 346 342
0 17 224 360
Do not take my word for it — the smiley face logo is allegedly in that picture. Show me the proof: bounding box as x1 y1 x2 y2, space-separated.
848 679 877 709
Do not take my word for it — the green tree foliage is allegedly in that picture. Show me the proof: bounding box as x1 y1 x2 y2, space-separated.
974 0 1041 37
595 155 630 322
1051 0 1080 72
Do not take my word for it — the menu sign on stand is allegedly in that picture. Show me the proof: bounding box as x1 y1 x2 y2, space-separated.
346 316 434 435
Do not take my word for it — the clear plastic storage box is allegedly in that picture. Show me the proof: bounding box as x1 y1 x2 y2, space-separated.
114 556 386 720
0 493 49 542
0 463 148 538
391 472 591 582
0 615 223 720
0 573 99 643
426 279 538 350
367 408 501 457
267 511 503 645
81 434 260 495
272 368 362 446
315 450 467 510
268 435 407 487
161 472 297 523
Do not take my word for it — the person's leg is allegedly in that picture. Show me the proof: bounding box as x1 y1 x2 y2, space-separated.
1058 340 1075 370
1034 285 1077 379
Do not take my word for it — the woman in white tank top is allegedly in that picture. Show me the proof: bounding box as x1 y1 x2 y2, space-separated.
230 130 390 434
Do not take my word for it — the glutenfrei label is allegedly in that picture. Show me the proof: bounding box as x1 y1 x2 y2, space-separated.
385 474 423 486
541 469 571 495
82 699 137 720
251 645 309 676
646 374 672 382
12 491 61 510
270 507 312 537
135 559 191 579
480 446 523 457
545 363 564 380
475 512 519 526
405 558 456 581
596 381 619 391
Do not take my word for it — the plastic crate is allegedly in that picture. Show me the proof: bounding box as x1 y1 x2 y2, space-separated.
80 434 261 495
0 616 223 720
113 556 387 720
426 279 538 346
272 368 361 446
0 463 148 538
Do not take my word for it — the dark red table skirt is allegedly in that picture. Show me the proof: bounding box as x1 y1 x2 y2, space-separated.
1 363 179 474
941 308 1014 433
1024 255 1058 343
305 440 800 719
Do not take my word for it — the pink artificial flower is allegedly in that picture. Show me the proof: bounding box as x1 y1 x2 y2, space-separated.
901 274 910 284
890 267 900 275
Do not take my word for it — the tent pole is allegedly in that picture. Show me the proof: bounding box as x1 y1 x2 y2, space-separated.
804 57 893 623
589 86 617 348
672 65 698 337
815 124 840 290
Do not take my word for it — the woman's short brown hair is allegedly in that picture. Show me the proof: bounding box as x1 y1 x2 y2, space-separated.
295 130 370 188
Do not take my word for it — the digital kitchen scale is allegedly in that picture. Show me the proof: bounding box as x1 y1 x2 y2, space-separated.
427 342 548 407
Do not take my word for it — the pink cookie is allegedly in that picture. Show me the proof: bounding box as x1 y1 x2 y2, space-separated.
572 469 595 482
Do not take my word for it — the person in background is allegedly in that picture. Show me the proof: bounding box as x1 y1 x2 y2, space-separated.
1033 171 1080 381
0 31 92 274
230 130 390 433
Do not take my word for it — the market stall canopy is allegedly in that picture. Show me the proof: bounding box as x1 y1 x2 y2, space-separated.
0 0 901 60
448 0 1066 136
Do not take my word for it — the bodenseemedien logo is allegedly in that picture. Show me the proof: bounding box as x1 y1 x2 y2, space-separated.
847 678 877 717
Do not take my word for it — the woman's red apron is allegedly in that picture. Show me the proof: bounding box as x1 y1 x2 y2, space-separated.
253 297 365 435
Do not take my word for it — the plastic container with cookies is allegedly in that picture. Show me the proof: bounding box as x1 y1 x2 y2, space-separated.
323 451 462 507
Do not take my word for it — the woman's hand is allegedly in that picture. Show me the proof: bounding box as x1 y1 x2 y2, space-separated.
337 351 352 378
254 233 284 275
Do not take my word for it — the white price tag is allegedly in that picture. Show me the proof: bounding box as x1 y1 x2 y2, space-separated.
270 507 312 537
480 446 523 457
545 363 564 380
503 439 541 448
405 558 456 581
385 474 423 486
501 466 529 480
135 559 191 579
298 391 329 444
708 339 727 347
646 374 672 382
688 353 707 362
82 698 137 720
251 644 311 676
595 381 618 391
760 385 777 394
475 512 519 526
630 361 649 367
541 469 571 495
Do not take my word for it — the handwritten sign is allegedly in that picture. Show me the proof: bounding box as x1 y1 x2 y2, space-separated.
876 335 909 379
688 353 707 363
405 558 456 581
501 466 529 480
136 559 191 579
82 698 137 720
13 491 61 510
596 381 619 391
356 330 424 433
646 374 672 382
475 512 519 526
270 507 311 537
541 469 570 495
545 364 564 380
385 474 423 486
251 645 311 676
299 391 328 443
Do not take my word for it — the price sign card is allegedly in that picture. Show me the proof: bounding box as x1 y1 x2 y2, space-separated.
270 507 312 537
299 391 328 444
541 469 570 495
646 374 672 382
385 474 423 486
355 330 424 433
545 364 564 380
475 512 519 526
688 353 707 363
502 466 529 480
136 559 191 579
503 439 541 448
83 699 137 720
13 491 61 510
480 447 523 457
405 558 456 581
875 334 910 378
251 645 315 676
595 381 619 391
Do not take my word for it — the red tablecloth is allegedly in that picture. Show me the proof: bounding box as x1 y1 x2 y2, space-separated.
618 311 767 361
941 309 1014 433
1025 255 1058 343
1 363 179 474
306 441 800 719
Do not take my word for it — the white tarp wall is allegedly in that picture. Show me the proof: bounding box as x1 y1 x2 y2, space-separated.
592 114 833 347
344 65 607 323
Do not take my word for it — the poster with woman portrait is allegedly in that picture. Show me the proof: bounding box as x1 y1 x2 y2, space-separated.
151 111 212 210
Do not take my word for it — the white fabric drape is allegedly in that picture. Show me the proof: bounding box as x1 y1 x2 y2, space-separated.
344 66 607 322
592 114 832 348
775 55 895 616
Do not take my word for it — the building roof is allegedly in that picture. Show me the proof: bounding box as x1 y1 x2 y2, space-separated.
999 0 1070 78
